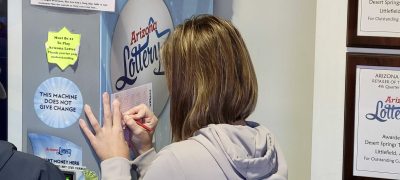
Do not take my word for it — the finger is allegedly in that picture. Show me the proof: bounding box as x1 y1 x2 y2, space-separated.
79 119 97 144
84 104 101 133
143 116 158 129
123 106 139 117
102 92 112 128
127 106 157 129
122 114 131 123
123 104 148 118
112 99 122 131
121 120 126 130
122 116 127 128
124 115 142 132
126 115 154 132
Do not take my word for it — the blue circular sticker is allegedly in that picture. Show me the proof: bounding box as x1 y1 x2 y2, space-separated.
34 77 83 128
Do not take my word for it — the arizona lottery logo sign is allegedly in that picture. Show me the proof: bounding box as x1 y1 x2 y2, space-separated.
110 0 173 116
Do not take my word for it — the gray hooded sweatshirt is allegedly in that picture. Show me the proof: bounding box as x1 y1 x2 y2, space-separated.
101 122 288 180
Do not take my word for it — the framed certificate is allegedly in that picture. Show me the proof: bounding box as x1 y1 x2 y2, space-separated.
347 0 400 48
343 53 400 179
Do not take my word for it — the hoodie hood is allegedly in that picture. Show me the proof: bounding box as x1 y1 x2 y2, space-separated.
0 141 16 171
190 121 279 179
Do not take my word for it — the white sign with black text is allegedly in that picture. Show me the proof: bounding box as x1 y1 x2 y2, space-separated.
30 0 115 12
357 0 400 37
354 65 400 179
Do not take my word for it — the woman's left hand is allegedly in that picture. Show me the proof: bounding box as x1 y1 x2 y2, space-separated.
79 92 130 161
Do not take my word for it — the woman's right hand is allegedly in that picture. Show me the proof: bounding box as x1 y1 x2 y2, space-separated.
123 104 158 155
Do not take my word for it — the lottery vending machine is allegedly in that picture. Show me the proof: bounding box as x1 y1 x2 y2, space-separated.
21 0 212 179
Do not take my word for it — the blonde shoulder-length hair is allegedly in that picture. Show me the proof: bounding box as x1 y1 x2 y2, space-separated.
161 15 258 142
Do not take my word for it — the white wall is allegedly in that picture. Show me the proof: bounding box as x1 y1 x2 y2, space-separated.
311 0 347 179
215 1 316 179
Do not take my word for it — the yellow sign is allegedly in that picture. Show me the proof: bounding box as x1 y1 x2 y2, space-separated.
45 27 81 70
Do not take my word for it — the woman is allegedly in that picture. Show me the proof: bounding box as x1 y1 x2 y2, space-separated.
79 15 288 179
